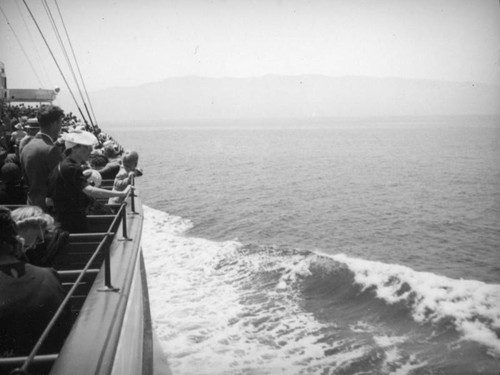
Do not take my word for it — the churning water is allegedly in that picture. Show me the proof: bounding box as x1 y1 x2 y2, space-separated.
108 116 500 374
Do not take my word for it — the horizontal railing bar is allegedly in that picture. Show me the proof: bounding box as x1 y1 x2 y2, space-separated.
60 248 103 256
86 215 116 219
68 233 109 241
66 242 102 247
58 269 100 277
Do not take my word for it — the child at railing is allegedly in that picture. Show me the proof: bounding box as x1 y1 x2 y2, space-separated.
109 150 140 205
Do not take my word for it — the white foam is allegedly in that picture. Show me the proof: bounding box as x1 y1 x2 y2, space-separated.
332 253 500 356
373 334 407 348
387 354 428 375
349 321 376 333
141 206 352 374
143 205 193 235
142 205 500 373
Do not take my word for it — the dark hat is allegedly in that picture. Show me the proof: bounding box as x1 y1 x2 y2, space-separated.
25 118 40 129
0 162 21 183
88 153 109 169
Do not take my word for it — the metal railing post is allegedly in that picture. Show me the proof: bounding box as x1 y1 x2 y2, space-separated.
119 203 132 241
130 175 137 214
98 234 119 292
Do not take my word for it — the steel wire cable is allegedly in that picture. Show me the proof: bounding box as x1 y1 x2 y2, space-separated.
42 0 91 124
13 0 52 88
0 4 45 88
53 0 98 127
21 0 89 125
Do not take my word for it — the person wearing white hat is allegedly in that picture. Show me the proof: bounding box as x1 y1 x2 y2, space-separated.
47 130 132 233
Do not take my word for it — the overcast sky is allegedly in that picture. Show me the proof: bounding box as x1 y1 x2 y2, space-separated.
1 0 499 92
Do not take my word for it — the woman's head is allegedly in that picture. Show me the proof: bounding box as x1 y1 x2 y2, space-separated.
65 143 93 162
11 206 55 251
63 130 98 162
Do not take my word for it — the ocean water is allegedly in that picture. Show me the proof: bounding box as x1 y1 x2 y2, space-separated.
106 116 500 375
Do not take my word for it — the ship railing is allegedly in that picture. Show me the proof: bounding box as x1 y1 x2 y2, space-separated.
1 181 137 375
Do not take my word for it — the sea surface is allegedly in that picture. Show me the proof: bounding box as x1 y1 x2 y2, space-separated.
106 116 500 375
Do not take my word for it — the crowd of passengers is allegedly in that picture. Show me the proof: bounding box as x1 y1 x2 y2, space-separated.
0 104 141 358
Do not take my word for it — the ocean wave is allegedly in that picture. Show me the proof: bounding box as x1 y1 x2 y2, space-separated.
141 207 343 373
141 205 500 374
330 253 500 356
188 237 500 358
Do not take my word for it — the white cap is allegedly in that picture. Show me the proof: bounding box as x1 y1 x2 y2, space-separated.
64 130 98 149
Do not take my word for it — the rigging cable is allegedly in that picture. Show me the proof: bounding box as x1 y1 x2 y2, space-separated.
13 0 52 88
54 0 99 127
0 4 45 88
21 0 89 126
42 0 95 128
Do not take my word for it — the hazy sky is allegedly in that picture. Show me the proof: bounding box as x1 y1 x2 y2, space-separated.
1 0 499 92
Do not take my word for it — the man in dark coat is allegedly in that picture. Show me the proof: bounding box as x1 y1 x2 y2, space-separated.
20 106 64 211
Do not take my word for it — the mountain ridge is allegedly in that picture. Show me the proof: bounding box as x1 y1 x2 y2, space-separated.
100 74 500 91
56 75 500 122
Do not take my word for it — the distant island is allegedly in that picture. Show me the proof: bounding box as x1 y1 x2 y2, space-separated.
56 75 500 122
